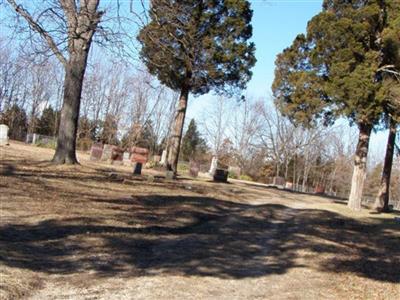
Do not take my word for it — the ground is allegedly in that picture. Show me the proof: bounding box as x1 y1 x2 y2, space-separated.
1 142 399 300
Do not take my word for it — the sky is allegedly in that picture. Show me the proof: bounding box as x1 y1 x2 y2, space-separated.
186 0 388 162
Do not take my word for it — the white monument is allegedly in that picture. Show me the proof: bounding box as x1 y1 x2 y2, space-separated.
160 149 167 166
208 156 218 175
0 124 9 146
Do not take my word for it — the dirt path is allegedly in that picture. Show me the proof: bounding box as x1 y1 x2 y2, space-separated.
1 142 399 300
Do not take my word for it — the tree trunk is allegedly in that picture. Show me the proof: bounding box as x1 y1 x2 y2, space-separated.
167 86 189 174
52 53 88 164
347 123 372 211
374 118 397 212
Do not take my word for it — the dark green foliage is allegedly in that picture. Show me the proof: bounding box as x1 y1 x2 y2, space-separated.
0 104 28 140
137 0 256 96
272 0 399 127
181 119 207 161
36 106 59 136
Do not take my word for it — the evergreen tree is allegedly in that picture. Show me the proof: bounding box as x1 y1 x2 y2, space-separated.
181 119 206 161
0 104 28 140
374 1 400 212
138 0 256 174
36 106 59 136
272 0 397 210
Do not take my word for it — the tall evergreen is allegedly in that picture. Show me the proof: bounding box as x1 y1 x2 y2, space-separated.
36 106 59 136
138 0 256 174
0 104 28 140
373 0 400 212
181 119 206 161
272 0 397 210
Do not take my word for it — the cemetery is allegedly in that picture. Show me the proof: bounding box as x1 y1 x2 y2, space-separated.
0 0 399 299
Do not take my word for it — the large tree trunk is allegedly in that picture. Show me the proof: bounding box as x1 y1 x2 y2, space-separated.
167 86 189 174
52 53 88 164
374 118 397 212
347 123 372 211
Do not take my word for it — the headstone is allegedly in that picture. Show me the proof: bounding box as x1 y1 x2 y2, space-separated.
285 182 293 190
189 161 200 177
130 146 149 164
90 143 103 161
160 150 167 165
123 152 131 165
101 144 114 161
213 169 228 183
208 156 218 175
131 147 149 175
133 162 142 175
165 170 175 180
0 124 9 146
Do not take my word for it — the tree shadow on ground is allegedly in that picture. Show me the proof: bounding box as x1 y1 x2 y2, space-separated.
1 194 399 282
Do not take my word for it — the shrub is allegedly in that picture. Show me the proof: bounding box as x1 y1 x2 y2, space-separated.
228 172 238 179
239 174 253 181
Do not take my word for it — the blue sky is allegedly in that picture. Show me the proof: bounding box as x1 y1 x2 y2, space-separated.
187 0 387 161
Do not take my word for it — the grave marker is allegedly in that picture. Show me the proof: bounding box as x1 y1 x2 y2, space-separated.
90 143 103 161
0 124 9 146
131 147 149 175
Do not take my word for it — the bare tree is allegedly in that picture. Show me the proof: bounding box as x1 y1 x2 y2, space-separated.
5 0 104 163
201 97 233 160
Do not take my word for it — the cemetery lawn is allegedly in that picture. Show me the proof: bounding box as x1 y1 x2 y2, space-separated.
1 142 399 300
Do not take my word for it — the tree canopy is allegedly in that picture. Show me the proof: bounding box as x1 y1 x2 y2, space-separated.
138 0 256 96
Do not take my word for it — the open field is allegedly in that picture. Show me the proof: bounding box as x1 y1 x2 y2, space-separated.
1 142 399 299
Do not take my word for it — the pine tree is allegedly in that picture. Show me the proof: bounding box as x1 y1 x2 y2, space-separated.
0 104 28 140
138 0 256 174
36 106 59 136
374 1 400 212
272 0 397 211
181 119 206 161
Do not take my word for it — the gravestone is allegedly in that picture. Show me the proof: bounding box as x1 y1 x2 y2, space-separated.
123 152 131 165
90 143 103 161
101 144 114 161
208 156 218 175
189 161 200 177
131 147 149 175
132 162 142 175
285 182 293 190
160 150 167 165
213 169 229 183
165 170 175 180
0 124 9 145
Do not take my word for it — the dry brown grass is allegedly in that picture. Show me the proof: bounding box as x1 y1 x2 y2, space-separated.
1 141 399 300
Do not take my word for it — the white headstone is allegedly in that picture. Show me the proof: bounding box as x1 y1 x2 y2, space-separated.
123 151 130 161
208 156 218 175
0 124 9 145
160 150 167 165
